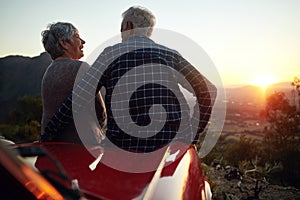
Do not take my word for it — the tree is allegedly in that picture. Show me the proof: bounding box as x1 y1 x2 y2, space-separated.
262 91 300 187
223 135 259 167
0 95 42 143
8 95 42 124
292 76 300 110
263 92 299 152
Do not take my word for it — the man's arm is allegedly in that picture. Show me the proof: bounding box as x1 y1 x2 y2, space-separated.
95 91 107 128
176 56 217 143
40 94 73 141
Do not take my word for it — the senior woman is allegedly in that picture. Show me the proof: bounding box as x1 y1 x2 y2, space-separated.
41 22 106 144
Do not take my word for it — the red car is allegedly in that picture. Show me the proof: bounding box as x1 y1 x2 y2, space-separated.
0 140 212 199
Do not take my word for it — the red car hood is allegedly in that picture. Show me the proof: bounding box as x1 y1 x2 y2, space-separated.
17 141 208 200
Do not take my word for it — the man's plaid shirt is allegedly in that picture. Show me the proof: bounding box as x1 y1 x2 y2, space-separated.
41 35 216 152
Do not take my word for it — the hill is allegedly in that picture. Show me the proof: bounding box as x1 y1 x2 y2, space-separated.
225 82 294 105
0 52 51 121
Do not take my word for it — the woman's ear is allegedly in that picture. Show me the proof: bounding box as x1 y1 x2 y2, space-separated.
59 39 69 50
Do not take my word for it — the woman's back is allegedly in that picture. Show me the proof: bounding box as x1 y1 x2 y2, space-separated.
41 58 85 143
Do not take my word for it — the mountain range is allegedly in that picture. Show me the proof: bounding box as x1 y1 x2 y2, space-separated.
0 52 51 121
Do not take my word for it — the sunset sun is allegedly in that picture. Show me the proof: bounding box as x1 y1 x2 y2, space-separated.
251 74 277 89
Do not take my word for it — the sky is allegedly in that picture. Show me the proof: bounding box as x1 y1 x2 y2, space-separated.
1 0 300 86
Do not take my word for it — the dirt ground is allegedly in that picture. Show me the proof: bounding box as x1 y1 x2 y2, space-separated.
206 166 300 200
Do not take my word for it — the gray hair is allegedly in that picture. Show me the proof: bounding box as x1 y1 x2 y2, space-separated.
122 6 156 37
41 22 76 59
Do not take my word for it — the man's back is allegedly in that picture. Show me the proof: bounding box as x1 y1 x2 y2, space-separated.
99 37 184 152
88 35 211 152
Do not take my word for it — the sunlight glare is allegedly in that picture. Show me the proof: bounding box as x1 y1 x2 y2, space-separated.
251 74 277 89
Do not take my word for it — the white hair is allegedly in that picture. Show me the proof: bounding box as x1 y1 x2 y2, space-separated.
41 22 76 59
122 6 156 37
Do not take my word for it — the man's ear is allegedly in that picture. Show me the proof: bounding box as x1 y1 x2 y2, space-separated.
126 21 134 30
59 39 68 50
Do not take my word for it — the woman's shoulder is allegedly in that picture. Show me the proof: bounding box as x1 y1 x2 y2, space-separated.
61 58 89 66
52 59 90 70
